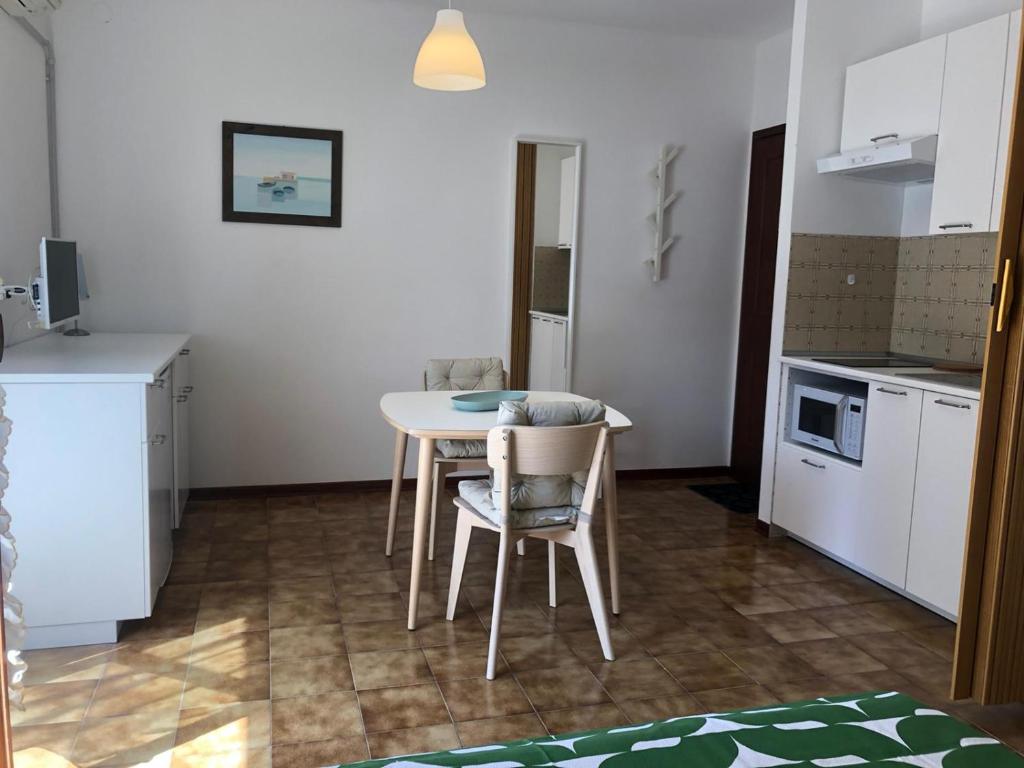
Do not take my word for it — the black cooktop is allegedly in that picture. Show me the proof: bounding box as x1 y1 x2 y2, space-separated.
812 357 933 369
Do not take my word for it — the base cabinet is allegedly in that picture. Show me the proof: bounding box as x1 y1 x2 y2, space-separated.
906 393 978 617
528 314 568 391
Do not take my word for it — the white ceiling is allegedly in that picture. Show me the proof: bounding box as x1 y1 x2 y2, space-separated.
399 0 794 41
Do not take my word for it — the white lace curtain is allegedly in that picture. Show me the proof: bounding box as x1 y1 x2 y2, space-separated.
0 388 26 707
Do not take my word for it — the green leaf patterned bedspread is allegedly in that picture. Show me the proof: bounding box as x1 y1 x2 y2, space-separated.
339 691 1024 767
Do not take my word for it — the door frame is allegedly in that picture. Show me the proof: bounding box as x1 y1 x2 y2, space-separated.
506 135 584 391
731 122 786 487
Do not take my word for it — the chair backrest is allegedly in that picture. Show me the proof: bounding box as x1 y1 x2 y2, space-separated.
486 422 608 525
424 357 506 391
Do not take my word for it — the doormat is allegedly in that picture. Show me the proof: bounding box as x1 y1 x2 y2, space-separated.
690 482 758 515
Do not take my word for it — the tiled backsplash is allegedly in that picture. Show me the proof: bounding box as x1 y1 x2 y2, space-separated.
531 246 571 313
784 232 998 364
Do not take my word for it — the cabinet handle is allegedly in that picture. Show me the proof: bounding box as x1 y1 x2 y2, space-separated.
938 222 974 230
935 399 971 410
876 387 908 396
176 394 189 404
179 348 191 356
869 132 899 143
151 378 166 389
150 434 167 446
180 385 194 394
801 458 826 470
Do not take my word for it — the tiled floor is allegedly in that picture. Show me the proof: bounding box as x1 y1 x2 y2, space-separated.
11 478 1024 767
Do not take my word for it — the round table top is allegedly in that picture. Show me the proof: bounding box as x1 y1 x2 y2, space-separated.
380 390 632 439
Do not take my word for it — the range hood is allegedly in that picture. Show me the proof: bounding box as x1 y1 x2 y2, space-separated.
816 135 938 184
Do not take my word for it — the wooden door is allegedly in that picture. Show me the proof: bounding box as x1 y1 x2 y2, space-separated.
954 14 1024 704
731 125 785 487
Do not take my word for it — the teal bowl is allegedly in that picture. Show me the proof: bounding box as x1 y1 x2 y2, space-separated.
451 390 529 412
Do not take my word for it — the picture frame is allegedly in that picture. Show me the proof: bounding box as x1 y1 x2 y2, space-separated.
222 121 343 228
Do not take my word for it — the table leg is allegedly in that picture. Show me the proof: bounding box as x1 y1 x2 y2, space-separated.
603 434 621 615
407 436 435 631
385 429 408 557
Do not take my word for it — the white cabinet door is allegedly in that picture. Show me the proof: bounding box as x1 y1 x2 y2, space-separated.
773 442 864 562
172 347 191 527
930 14 1011 235
906 392 978 617
558 156 576 248
145 368 174 612
857 383 923 587
992 10 1022 231
841 35 947 152
528 316 553 390
550 319 568 391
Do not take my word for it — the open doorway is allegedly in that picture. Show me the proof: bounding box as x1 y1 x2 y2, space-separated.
509 139 581 391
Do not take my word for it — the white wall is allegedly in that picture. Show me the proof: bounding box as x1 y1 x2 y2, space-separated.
751 29 793 132
758 0 926 522
533 144 574 248
921 0 1022 37
52 0 758 487
0 13 51 348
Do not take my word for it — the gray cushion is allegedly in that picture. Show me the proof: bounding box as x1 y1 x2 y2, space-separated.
491 399 605 511
426 357 504 392
458 479 577 529
435 439 488 460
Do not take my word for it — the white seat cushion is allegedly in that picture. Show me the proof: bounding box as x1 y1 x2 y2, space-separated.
457 479 577 529
436 439 488 460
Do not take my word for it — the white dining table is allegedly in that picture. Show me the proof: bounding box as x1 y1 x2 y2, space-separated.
380 390 633 630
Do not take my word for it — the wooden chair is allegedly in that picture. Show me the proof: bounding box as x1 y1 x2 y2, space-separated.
384 357 526 562
445 422 614 679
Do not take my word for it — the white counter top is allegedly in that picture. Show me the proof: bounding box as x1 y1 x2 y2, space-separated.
782 355 981 400
0 332 191 384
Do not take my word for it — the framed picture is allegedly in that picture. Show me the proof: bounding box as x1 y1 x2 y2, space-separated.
222 121 343 227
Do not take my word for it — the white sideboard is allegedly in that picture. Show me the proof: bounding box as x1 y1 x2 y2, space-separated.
772 359 979 620
0 332 192 648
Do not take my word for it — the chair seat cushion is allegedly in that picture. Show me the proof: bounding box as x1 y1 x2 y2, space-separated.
436 439 488 459
458 479 577 529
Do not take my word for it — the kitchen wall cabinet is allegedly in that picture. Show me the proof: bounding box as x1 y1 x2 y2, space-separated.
929 14 1011 235
528 312 568 391
991 10 1022 231
906 392 978 616
558 156 576 248
840 35 947 152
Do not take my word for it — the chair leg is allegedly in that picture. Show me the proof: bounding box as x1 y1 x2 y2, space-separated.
548 540 558 608
429 463 447 562
385 429 408 557
574 530 615 662
446 509 473 621
516 539 526 557
486 533 514 680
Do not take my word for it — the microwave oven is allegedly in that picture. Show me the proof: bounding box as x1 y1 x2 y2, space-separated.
789 383 866 460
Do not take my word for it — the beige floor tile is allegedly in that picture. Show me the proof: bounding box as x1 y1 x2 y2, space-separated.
271 736 368 768
271 690 363 744
657 650 751 692
367 723 461 759
11 723 79 767
422 641 506 681
173 700 272 757
269 624 346 660
618 693 705 723
270 655 353 699
337 592 408 624
439 677 533 721
86 670 186 718
182 662 270 708
342 620 419 653
21 645 112 686
348 649 432 690
358 682 450 733
268 598 340 629
540 703 626 734
724 645 819 685
455 714 547 747
589 658 684 702
787 638 888 677
268 576 334 604
515 665 611 711
695 685 780 712
749 611 839 644
71 711 178 767
11 681 98 727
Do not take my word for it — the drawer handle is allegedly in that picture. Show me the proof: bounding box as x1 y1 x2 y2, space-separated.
150 434 167 446
870 132 899 143
180 385 194 394
935 399 971 410
176 394 189 404
876 387 908 396
801 458 826 470
179 348 191 356
938 222 974 230
151 378 167 389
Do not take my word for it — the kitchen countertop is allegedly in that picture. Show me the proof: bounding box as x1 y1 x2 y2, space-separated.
529 310 568 321
782 354 981 399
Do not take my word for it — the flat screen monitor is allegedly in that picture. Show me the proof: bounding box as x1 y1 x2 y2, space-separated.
38 238 80 329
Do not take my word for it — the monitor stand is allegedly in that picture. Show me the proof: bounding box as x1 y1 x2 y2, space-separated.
63 320 89 337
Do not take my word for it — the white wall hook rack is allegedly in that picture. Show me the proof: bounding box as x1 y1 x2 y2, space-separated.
646 144 682 282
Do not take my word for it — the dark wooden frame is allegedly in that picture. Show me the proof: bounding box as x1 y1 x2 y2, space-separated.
221 121 343 228
509 142 537 390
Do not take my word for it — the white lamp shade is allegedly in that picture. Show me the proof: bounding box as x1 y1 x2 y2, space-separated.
414 9 486 91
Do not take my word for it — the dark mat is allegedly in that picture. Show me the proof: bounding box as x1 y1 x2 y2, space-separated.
689 482 758 514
